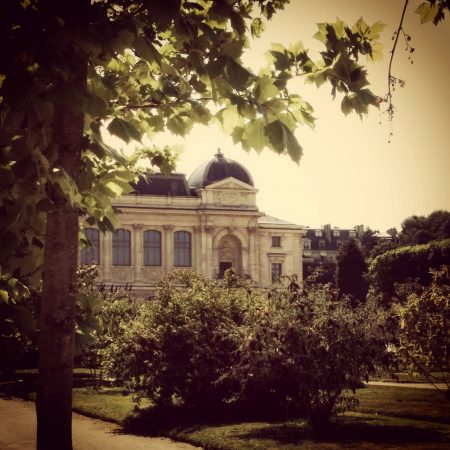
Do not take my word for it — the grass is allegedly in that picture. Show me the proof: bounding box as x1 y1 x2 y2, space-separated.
2 374 450 450
71 384 450 450
72 387 151 423
356 384 450 423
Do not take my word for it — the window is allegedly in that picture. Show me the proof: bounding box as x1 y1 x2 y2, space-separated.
144 230 161 266
349 230 356 238
174 231 191 267
271 263 282 283
315 230 322 237
80 228 100 264
271 236 281 247
333 229 340 237
303 239 311 250
319 239 326 249
113 229 131 266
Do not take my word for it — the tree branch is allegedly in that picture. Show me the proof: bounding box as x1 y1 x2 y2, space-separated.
386 0 409 121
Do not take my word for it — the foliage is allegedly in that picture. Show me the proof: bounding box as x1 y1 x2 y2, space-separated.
102 270 251 408
359 227 380 259
399 210 450 246
231 288 390 428
369 240 399 260
103 270 391 428
303 262 336 287
368 238 450 303
336 239 368 303
394 266 450 397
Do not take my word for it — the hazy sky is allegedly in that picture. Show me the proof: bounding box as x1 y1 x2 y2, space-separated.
118 0 450 232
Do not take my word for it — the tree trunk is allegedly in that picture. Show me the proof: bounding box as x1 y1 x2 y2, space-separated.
36 61 87 450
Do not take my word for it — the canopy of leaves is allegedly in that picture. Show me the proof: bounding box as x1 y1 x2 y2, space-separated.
399 210 450 246
336 239 368 302
395 266 450 396
0 0 385 301
369 238 450 304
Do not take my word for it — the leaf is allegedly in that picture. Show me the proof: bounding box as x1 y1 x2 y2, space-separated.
225 58 254 91
265 120 302 162
134 37 162 66
243 118 266 152
0 289 9 304
255 76 279 102
217 105 243 133
105 178 134 196
107 118 141 143
415 3 440 24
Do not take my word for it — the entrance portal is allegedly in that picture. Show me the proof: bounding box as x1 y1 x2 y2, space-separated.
219 261 232 279
217 234 242 278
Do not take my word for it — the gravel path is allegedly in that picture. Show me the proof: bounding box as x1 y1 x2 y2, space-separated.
0 397 201 450
367 381 448 390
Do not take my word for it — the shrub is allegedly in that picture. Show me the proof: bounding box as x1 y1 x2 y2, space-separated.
368 238 450 304
230 287 391 427
102 270 391 428
394 266 450 397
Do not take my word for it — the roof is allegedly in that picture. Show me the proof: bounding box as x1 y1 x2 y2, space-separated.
187 149 254 189
131 173 192 196
258 215 302 230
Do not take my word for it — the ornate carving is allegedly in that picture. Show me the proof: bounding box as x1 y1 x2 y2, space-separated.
163 225 174 230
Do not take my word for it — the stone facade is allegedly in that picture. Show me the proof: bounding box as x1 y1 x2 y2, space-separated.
82 155 304 295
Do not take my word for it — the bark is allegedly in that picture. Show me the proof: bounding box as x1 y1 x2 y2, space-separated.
36 59 87 450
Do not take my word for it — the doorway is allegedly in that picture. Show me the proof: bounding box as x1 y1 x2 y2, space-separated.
219 261 232 278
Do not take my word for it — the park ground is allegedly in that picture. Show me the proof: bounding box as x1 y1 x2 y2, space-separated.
1 375 449 450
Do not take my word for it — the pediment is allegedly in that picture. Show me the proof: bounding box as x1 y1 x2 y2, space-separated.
205 177 257 192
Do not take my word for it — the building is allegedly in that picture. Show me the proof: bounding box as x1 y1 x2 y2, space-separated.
302 224 392 276
81 151 304 294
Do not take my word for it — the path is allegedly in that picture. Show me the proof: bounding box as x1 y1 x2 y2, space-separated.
0 397 201 450
367 381 448 390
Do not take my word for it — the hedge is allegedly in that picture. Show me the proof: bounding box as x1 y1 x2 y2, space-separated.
368 238 450 302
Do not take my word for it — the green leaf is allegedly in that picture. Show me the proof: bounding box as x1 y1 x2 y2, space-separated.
105 179 134 196
134 37 162 65
217 105 243 134
243 118 266 152
415 3 440 24
255 76 279 102
0 289 9 304
265 120 302 162
225 58 254 91
108 118 141 143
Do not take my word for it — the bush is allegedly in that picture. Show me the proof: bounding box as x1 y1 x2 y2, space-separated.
229 287 391 427
394 266 450 396
368 238 450 304
102 270 252 408
102 270 391 428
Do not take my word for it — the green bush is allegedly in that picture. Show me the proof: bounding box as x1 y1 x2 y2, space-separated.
368 239 450 304
394 266 450 395
229 287 390 427
102 270 391 428
102 270 252 408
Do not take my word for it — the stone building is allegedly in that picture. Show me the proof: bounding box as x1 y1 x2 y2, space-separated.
81 151 304 294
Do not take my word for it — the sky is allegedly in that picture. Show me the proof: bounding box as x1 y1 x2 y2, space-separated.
113 0 450 233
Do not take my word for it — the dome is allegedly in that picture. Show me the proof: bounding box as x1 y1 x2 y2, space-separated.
187 150 254 189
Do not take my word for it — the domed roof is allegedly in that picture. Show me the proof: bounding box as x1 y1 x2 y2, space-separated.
187 150 254 189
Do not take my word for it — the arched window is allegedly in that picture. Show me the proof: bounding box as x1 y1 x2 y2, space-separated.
174 231 191 267
113 229 131 266
80 228 100 264
144 230 161 266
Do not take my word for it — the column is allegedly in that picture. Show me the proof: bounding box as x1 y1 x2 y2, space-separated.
163 225 173 274
248 226 257 282
102 231 112 281
204 225 213 278
132 224 143 282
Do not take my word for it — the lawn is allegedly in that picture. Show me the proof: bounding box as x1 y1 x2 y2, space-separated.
69 384 450 450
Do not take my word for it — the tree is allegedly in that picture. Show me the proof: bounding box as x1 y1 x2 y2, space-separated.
368 238 450 304
336 239 368 302
399 210 450 245
0 0 445 448
395 266 450 398
359 227 380 259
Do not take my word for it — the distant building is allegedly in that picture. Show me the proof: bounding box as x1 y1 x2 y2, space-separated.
80 151 303 295
302 224 392 274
